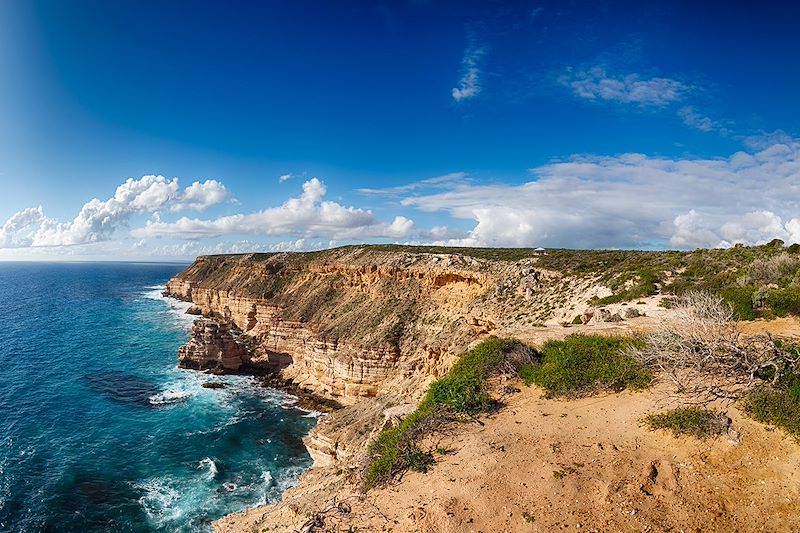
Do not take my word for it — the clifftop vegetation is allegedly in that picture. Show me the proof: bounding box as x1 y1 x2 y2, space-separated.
198 240 800 322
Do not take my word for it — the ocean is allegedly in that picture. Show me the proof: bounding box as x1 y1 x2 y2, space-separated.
0 262 317 532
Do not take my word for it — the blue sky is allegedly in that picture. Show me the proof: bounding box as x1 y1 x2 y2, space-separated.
2 0 800 260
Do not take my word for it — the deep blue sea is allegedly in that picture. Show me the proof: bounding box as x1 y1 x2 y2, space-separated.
0 262 317 532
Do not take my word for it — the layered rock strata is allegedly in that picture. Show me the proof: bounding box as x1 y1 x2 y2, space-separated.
178 319 248 371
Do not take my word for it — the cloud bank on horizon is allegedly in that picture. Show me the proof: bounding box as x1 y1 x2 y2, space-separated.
2 136 799 258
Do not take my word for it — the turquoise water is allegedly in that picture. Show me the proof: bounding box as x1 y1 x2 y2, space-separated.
0 262 317 532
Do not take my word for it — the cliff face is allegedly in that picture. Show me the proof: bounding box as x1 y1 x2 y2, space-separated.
165 248 499 404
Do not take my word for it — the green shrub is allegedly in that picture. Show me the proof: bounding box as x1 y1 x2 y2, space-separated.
591 269 660 305
364 337 529 489
571 315 583 325
742 388 800 437
518 334 651 397
765 287 800 317
742 370 800 438
363 405 436 488
643 407 729 439
751 287 770 309
721 286 757 320
426 337 508 413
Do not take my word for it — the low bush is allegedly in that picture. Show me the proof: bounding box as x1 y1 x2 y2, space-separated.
742 388 800 438
426 337 509 413
765 287 800 317
722 286 800 320
518 334 651 397
742 369 800 438
721 286 757 320
363 405 440 489
591 269 660 305
736 253 800 287
630 291 793 401
363 337 535 489
643 407 729 439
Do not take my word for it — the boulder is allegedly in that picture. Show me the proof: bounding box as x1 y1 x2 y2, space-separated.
591 308 612 323
624 307 643 319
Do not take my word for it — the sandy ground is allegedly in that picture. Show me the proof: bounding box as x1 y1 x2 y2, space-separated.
740 316 800 338
216 381 800 533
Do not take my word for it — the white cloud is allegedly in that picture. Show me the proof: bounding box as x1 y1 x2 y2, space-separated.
0 206 46 248
171 180 232 211
562 67 688 106
420 225 467 241
279 173 293 183
678 105 727 134
146 238 309 258
357 172 468 196
0 175 231 248
402 139 800 249
452 39 486 102
132 178 416 241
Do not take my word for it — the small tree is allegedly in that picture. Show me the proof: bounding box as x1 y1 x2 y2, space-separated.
629 291 796 402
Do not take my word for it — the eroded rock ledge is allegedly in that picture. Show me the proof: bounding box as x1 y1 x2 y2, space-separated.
178 319 248 371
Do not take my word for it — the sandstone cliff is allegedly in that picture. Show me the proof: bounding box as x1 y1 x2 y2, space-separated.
166 247 664 403
165 248 504 404
178 319 248 371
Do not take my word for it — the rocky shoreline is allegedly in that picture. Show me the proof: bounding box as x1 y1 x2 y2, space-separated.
166 294 343 414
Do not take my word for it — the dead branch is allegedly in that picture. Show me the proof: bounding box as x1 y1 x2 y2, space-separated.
628 291 797 402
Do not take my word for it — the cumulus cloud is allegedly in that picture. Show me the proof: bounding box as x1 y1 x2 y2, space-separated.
132 178 415 241
452 38 487 102
0 175 231 248
279 173 293 183
0 206 46 248
401 140 800 249
562 67 688 106
171 180 232 211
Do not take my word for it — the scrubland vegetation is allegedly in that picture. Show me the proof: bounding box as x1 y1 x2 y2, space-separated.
364 287 800 489
632 291 800 438
518 334 651 397
364 334 649 488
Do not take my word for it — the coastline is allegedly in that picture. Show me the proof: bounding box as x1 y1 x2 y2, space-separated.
160 286 343 523
162 286 343 414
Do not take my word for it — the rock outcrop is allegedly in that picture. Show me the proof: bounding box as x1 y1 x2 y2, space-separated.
178 319 248 371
